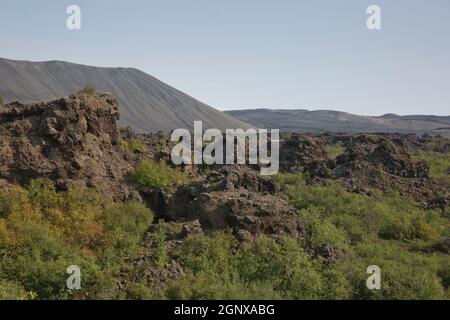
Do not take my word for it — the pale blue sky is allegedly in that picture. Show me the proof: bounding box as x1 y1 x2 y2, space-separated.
1 0 449 115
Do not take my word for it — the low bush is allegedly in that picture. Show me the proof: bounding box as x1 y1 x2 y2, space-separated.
1 171 448 300
337 243 446 299
271 172 449 299
122 138 146 153
0 180 154 299
0 280 37 300
412 150 450 184
129 159 188 189
324 142 345 159
170 232 350 299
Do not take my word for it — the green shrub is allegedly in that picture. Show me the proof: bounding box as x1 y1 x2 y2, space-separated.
437 255 450 292
122 138 146 153
178 231 237 277
271 172 449 299
99 201 154 267
237 237 325 299
300 207 350 252
337 243 446 300
325 142 345 159
173 232 340 299
0 280 37 300
412 150 450 184
166 272 282 300
129 159 188 189
0 180 154 299
148 221 168 268
377 192 446 241
1 168 448 300
274 173 447 243
0 96 4 105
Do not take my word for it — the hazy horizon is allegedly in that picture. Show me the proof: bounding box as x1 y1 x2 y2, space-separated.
1 0 449 116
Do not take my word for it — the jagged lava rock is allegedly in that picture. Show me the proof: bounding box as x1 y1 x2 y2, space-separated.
279 133 331 178
159 165 304 240
0 92 136 199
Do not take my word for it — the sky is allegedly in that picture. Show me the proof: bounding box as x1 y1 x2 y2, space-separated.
1 0 449 115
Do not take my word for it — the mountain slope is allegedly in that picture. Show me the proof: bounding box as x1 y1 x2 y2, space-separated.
225 109 450 135
0 57 250 132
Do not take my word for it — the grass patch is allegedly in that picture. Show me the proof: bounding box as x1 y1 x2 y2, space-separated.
122 138 146 153
324 142 345 159
412 150 450 184
129 159 188 189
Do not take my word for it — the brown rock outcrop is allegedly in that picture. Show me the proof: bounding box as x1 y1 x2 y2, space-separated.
158 165 304 240
279 134 331 177
0 92 136 199
335 135 429 179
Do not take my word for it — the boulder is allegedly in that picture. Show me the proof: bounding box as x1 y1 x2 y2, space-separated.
162 165 304 240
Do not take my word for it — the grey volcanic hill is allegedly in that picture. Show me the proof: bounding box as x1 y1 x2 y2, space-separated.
225 109 450 135
0 57 249 132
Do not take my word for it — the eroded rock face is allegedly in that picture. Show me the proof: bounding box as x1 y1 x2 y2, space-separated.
335 135 429 179
0 93 136 199
159 165 304 241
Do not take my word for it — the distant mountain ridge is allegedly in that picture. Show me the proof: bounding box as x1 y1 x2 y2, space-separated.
0 57 250 132
225 109 450 135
